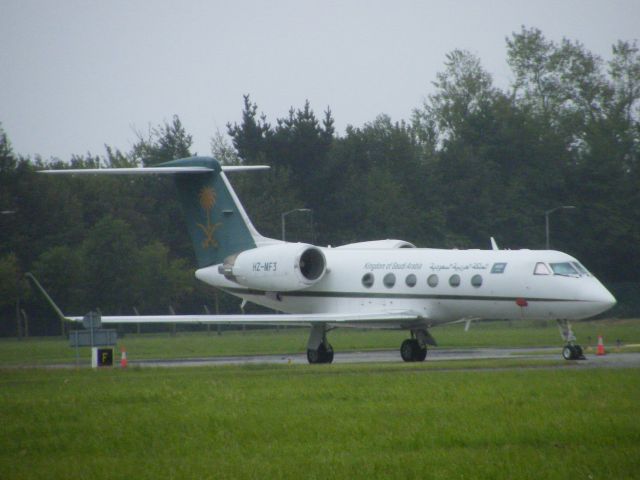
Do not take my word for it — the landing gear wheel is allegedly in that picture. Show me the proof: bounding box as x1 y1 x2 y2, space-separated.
400 339 427 362
401 339 415 362
307 348 320 364
321 343 334 364
573 344 585 360
562 344 586 360
307 343 334 364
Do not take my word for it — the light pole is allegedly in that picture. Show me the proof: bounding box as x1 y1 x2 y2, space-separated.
281 208 311 241
545 205 576 249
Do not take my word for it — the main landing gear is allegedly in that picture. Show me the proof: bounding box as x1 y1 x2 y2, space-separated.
304 325 437 365
400 329 436 362
307 342 334 364
306 324 334 364
401 339 427 362
557 319 586 360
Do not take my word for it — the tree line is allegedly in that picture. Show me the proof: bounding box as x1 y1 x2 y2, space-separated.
1 27 639 336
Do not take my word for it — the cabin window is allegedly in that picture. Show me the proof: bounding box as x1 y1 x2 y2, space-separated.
449 274 461 287
550 262 579 276
471 274 483 287
362 273 374 288
383 273 396 288
491 263 507 274
427 274 439 288
405 274 417 287
534 262 551 275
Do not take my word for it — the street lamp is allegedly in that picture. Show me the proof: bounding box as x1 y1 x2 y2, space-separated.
281 208 312 241
545 205 576 249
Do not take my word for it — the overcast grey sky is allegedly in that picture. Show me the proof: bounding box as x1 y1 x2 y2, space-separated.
1 0 638 160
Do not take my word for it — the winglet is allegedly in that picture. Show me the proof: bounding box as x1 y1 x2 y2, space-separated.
24 273 73 322
490 237 499 251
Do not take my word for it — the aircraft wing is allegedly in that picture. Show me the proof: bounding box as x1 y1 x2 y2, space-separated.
64 311 424 328
26 273 425 329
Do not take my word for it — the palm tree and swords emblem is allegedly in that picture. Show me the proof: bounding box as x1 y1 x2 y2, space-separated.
197 186 222 248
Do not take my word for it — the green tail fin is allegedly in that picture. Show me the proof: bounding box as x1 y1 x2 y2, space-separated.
158 157 263 268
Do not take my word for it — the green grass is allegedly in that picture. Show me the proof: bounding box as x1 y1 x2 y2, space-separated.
0 365 638 479
0 318 639 366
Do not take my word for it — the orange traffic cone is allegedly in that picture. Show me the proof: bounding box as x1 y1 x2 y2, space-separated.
596 336 606 356
120 345 128 368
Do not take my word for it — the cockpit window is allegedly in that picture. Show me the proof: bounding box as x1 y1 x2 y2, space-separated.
571 262 590 276
534 262 551 275
549 262 579 276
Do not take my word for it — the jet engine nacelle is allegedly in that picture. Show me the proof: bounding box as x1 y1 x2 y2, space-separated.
220 243 327 291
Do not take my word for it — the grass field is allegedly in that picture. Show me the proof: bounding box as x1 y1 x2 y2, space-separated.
0 318 639 366
0 364 638 479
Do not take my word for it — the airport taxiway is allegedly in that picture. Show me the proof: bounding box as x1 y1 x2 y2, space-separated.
131 347 640 369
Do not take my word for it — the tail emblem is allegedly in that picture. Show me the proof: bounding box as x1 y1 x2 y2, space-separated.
197 187 222 249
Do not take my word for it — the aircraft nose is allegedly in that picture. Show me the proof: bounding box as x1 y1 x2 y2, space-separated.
602 288 617 308
589 284 617 314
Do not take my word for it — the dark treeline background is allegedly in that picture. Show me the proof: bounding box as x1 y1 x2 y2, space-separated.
1 28 639 336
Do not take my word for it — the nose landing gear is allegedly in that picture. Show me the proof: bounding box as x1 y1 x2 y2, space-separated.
557 319 586 360
562 344 585 360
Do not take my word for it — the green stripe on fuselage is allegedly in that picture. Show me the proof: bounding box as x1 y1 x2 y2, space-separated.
221 287 582 303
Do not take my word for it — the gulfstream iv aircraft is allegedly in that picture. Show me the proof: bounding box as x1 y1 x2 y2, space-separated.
42 156 616 363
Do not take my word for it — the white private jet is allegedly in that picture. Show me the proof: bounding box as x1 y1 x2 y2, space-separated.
40 156 616 363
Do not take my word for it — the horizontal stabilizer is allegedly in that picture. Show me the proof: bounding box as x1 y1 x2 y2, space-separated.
39 165 269 175
40 156 274 268
40 166 213 175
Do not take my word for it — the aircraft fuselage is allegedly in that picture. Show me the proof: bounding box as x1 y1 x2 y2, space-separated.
196 246 616 328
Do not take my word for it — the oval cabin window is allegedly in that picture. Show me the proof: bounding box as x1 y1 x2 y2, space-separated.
383 273 396 288
362 273 374 288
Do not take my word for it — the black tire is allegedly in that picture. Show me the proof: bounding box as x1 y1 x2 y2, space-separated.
415 343 427 362
573 344 584 359
401 339 416 362
307 348 320 364
562 345 574 360
307 343 334 364
401 339 425 362
322 343 334 364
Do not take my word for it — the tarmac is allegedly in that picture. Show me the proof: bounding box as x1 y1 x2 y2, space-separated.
130 346 640 369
